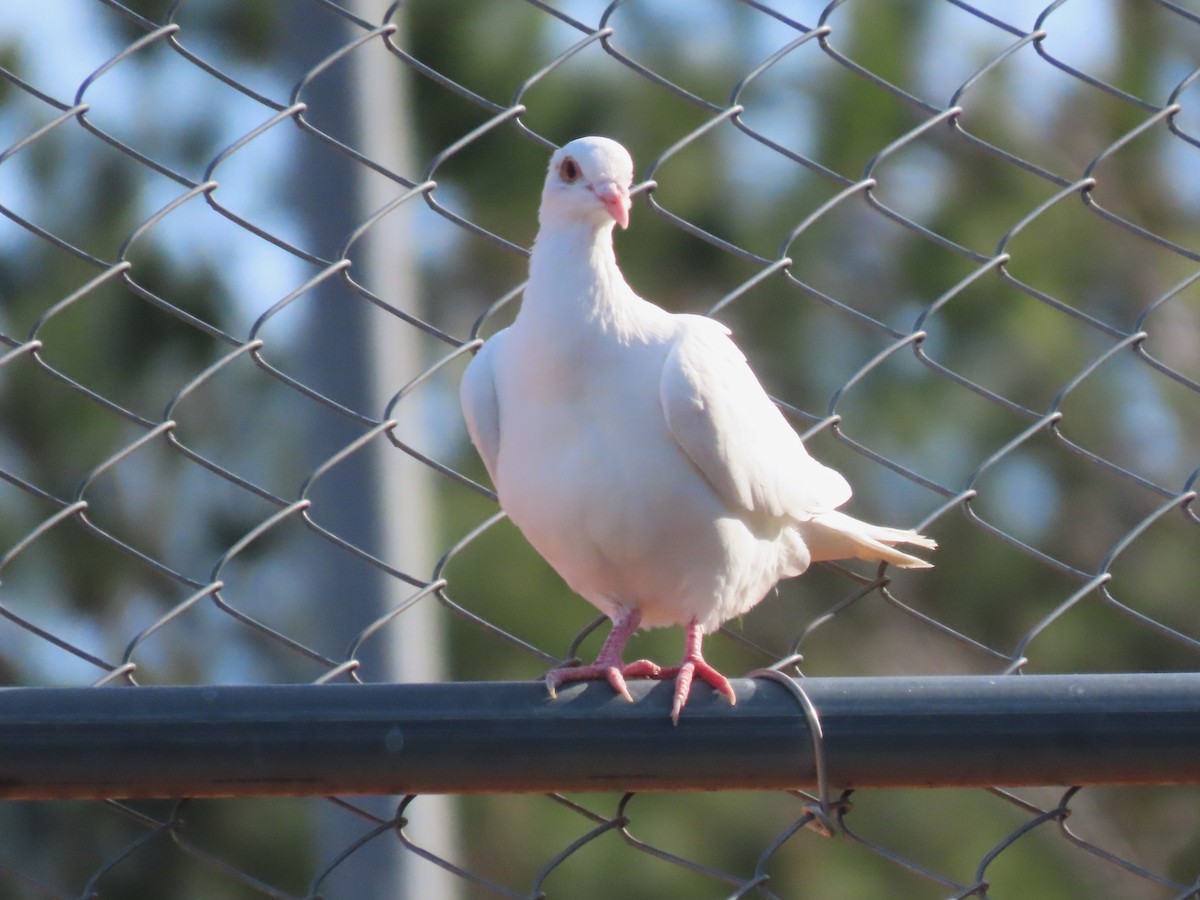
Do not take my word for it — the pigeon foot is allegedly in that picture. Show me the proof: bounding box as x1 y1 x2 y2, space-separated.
662 619 737 725
662 658 736 725
545 659 664 703
545 607 661 702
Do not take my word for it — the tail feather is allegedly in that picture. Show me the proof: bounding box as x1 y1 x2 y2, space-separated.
802 511 936 569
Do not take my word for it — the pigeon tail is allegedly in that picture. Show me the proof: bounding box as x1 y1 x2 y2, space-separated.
802 510 936 569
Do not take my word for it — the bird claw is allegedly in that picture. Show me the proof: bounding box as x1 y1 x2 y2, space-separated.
609 669 635 703
545 659 664 703
667 658 736 726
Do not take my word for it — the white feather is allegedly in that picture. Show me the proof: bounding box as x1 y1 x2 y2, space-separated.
460 136 934 638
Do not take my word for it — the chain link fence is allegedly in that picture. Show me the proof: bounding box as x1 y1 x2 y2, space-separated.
2 0 1199 897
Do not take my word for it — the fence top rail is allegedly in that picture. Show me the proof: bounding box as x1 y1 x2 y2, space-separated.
2 672 1198 799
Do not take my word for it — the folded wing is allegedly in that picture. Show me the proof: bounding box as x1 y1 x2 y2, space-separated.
660 316 851 521
460 334 504 485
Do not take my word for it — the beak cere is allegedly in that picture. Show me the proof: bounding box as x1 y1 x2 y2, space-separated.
593 181 631 230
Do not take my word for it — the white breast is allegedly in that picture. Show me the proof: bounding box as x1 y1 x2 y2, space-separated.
491 322 802 631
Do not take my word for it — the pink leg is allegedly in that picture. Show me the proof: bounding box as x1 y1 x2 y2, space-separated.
545 608 663 702
660 619 736 725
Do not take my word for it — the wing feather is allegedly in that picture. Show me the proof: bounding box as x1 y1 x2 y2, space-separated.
459 332 505 485
660 316 851 520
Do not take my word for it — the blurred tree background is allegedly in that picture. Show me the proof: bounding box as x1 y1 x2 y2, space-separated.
0 0 1198 898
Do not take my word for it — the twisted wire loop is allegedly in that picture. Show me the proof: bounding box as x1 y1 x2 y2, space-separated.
1 0 1199 896
749 668 837 838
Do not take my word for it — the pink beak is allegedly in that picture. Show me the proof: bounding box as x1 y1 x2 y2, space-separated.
593 181 631 230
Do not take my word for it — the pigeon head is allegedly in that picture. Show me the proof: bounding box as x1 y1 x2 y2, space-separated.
540 136 633 231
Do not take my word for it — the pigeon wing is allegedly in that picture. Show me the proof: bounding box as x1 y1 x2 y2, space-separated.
660 316 851 520
460 332 505 485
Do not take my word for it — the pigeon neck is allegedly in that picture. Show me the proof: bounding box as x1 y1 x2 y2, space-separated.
524 218 630 323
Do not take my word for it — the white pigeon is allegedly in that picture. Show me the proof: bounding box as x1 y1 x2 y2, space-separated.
460 136 935 724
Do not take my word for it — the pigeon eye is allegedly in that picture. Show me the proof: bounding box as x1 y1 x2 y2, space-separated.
559 157 580 183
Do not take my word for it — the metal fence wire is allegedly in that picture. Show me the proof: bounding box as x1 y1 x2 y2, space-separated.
1 0 1199 897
